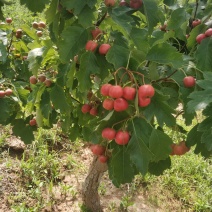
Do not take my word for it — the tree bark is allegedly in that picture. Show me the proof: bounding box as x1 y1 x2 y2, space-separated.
82 155 108 212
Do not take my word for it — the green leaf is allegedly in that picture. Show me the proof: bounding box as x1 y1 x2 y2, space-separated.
146 43 183 69
50 84 70 113
198 117 212 132
20 0 50 12
143 0 164 33
127 117 153 175
78 5 95 28
61 0 87 14
76 52 100 92
186 124 203 147
201 130 212 152
108 144 135 187
40 90 52 119
149 129 172 162
45 0 58 24
59 26 88 63
12 119 35 144
148 157 171 176
106 44 130 69
195 37 212 73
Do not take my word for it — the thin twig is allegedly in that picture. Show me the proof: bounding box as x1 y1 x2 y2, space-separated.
154 69 178 83
95 12 107 27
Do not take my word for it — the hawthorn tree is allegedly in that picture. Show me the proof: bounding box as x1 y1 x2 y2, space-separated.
0 0 212 211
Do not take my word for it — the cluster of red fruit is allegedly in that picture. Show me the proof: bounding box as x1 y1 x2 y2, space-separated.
29 75 52 87
101 83 155 111
196 28 212 44
81 104 98 116
90 144 108 163
0 88 13 98
32 21 46 37
102 127 130 145
170 141 190 156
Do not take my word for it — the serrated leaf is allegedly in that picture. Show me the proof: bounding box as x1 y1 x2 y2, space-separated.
20 0 50 12
50 84 70 113
76 51 100 92
106 44 130 69
201 130 212 152
59 26 88 63
146 43 183 69
149 129 172 162
12 119 35 144
40 90 52 119
45 0 58 24
61 0 86 15
127 117 153 175
186 124 203 147
143 0 164 33
108 145 135 187
195 37 212 73
78 5 94 28
148 157 171 176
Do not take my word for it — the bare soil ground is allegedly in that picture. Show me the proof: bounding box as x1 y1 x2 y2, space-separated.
0 137 159 212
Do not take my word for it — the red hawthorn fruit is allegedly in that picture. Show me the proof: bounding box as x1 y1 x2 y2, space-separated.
29 118 37 126
102 128 116 140
170 143 176 155
98 155 108 163
183 76 196 88
85 40 98 52
196 33 206 44
192 19 201 27
114 98 129 112
103 98 114 110
109 85 123 98
205 28 212 37
115 131 130 145
90 107 98 116
38 21 46 28
38 74 46 82
32 22 39 29
44 79 52 87
138 84 155 98
101 84 112 96
119 0 129 6
36 31 43 37
5 88 13 96
99 44 111 55
6 18 12 24
130 0 143 9
91 28 102 40
104 0 116 7
173 141 190 156
81 104 92 113
29 76 37 84
138 97 151 107
123 87 136 100
0 90 6 98
91 144 105 155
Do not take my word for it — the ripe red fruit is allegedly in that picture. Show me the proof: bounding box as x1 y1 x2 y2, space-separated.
173 141 190 156
102 128 116 140
104 0 116 7
103 98 114 110
91 144 105 155
119 0 129 6
123 87 136 100
205 28 212 37
109 85 123 98
115 131 130 145
44 79 52 87
32 22 39 29
5 88 13 96
29 76 37 84
138 84 155 98
15 29 23 39
6 18 12 24
192 19 201 27
90 107 98 116
170 144 176 155
179 141 190 153
36 31 43 37
98 155 108 163
38 74 46 82
114 98 129 112
160 22 167 31
0 90 6 98
29 118 37 126
38 21 46 28
196 33 206 44
81 104 91 113
138 97 151 107
85 40 98 52
183 76 196 88
99 44 111 55
130 0 143 9
101 84 112 96
91 28 102 40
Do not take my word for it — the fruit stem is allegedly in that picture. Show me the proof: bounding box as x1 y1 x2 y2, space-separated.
154 69 179 82
112 117 130 128
95 12 107 27
130 71 145 85
193 0 199 20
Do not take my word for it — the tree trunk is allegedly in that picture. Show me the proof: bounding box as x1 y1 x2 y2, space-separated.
82 155 108 212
